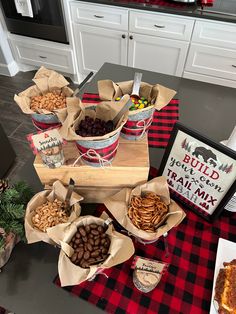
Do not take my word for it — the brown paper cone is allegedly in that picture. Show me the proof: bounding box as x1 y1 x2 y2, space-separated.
14 67 75 118
98 79 176 112
0 232 20 269
24 180 83 245
104 177 186 242
47 215 135 287
59 95 130 141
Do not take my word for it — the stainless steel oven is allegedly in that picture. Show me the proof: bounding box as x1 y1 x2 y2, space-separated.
0 0 69 44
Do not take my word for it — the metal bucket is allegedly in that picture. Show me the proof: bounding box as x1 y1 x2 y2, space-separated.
75 131 120 167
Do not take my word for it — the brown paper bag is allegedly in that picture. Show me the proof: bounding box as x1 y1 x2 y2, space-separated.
0 232 20 270
24 180 83 244
59 95 130 141
47 215 135 287
98 79 176 112
14 66 76 123
104 177 186 242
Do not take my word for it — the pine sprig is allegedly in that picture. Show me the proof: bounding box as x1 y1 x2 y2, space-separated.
0 235 5 251
0 180 34 240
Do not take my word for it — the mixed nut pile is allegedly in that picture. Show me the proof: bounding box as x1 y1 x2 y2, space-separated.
32 199 68 232
30 92 66 112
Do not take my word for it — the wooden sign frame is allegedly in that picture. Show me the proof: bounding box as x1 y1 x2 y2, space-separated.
158 122 236 222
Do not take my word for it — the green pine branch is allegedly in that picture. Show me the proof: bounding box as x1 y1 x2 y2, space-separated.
0 180 33 240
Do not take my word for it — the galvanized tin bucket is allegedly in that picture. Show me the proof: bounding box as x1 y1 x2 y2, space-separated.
75 131 120 167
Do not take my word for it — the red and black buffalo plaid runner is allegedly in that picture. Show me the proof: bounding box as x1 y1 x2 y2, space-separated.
81 93 179 148
0 306 11 314
54 167 236 314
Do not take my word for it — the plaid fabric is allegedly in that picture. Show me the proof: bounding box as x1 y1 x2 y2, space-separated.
82 94 179 148
0 306 11 314
54 166 236 314
75 138 119 163
31 117 61 131
108 0 214 7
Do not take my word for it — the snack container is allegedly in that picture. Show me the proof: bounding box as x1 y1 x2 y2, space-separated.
47 215 135 287
98 79 176 141
75 131 120 167
131 256 169 293
121 106 155 140
31 113 61 131
39 144 65 168
24 180 83 245
14 66 74 131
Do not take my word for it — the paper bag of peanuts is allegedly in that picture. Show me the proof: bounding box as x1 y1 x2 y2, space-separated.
14 66 79 127
47 215 135 286
59 94 130 141
98 79 176 113
104 177 186 242
24 180 83 245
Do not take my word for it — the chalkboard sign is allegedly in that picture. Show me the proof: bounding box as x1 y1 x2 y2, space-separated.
159 122 236 222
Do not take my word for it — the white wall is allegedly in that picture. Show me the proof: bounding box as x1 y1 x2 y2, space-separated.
0 9 18 76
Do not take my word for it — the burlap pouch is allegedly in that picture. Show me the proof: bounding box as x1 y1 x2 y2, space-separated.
25 180 83 244
59 95 131 166
47 215 135 286
98 79 176 113
59 95 130 141
14 66 76 125
104 177 186 242
0 231 20 270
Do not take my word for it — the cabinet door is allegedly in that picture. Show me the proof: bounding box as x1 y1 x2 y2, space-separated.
128 33 189 77
73 24 128 77
185 43 236 82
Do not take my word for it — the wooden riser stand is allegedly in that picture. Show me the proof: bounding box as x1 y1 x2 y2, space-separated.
34 135 150 203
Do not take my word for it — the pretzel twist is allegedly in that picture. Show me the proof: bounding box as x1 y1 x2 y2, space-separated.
127 191 168 233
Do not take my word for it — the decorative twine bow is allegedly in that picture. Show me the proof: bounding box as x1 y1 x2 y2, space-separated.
136 116 153 139
72 146 119 168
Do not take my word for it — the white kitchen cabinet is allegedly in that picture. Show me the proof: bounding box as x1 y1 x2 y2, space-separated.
70 1 128 31
185 43 236 82
184 20 236 87
70 2 193 79
9 34 76 74
72 23 128 77
129 10 194 41
128 33 189 76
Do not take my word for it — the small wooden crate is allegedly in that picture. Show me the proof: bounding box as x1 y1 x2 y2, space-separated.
33 136 150 202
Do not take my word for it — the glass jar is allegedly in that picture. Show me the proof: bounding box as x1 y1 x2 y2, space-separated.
39 144 64 168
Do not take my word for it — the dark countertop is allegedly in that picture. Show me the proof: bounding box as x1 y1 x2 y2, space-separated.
75 0 236 24
1 63 236 314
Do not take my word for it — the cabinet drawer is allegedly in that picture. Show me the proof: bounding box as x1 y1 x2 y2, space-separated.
130 11 194 41
185 43 236 82
192 21 236 50
70 2 128 31
10 39 75 74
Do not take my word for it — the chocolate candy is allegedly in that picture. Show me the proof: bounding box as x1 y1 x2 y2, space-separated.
69 223 110 268
76 116 114 137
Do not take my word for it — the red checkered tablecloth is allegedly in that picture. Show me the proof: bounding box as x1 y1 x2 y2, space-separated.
81 93 179 148
54 167 236 314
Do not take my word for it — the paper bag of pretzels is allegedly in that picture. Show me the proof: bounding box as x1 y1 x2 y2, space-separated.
59 94 130 141
25 180 83 245
47 215 135 286
98 79 176 113
14 66 77 126
104 177 186 242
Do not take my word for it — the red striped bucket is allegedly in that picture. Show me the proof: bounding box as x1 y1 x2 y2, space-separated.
121 107 155 140
31 113 61 131
75 131 120 167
